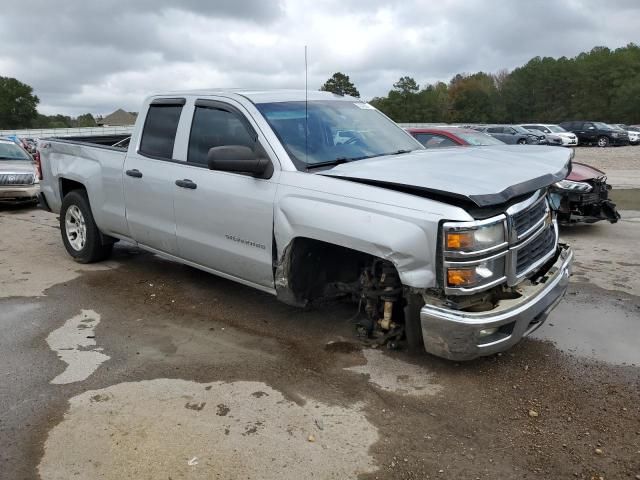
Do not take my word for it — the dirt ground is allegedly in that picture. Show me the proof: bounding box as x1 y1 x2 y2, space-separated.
573 145 640 189
1 203 639 480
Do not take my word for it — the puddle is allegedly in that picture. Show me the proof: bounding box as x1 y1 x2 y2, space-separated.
532 296 640 366
38 379 378 479
344 349 442 396
46 309 110 384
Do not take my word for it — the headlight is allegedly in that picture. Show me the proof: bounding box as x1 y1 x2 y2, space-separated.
553 179 592 192
446 254 506 289
444 218 506 255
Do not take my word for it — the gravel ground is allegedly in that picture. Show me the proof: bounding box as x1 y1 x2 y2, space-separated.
573 145 640 171
573 145 640 189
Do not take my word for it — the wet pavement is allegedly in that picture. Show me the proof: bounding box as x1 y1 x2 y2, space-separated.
1 206 639 480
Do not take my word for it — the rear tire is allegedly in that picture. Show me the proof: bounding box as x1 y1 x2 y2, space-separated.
60 190 113 263
404 292 425 353
597 136 609 147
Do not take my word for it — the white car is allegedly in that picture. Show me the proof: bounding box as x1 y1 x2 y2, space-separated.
613 124 639 145
520 124 578 146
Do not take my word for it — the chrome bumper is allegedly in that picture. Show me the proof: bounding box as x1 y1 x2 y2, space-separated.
0 184 39 201
420 245 573 361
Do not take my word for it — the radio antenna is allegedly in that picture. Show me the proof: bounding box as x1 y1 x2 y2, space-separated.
304 45 308 163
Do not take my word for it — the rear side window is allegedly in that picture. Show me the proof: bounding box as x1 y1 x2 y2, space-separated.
188 106 255 165
139 103 184 159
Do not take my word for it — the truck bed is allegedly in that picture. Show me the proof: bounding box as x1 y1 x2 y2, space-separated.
45 134 131 149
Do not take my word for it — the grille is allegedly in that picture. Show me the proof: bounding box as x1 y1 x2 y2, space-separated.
0 173 34 186
516 226 556 275
511 199 547 238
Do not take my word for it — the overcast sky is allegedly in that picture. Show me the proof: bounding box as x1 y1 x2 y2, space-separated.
0 0 638 116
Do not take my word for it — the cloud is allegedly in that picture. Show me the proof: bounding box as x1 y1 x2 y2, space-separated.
0 0 637 115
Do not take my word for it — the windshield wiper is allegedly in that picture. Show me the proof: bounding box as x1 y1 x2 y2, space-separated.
305 158 352 170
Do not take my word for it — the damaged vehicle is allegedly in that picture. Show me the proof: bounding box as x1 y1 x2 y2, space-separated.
550 162 620 224
37 90 573 361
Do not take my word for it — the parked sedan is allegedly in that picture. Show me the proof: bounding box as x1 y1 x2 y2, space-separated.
522 127 563 146
559 121 629 147
475 125 544 145
520 124 578 146
406 127 620 225
612 124 639 145
406 126 504 148
0 139 40 204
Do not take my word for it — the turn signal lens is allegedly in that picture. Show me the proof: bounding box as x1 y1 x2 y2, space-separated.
446 232 474 250
447 268 475 287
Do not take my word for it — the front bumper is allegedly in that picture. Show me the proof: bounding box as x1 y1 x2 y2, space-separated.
420 245 573 361
0 184 39 202
552 184 621 224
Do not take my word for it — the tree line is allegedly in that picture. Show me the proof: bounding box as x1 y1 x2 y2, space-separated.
1 43 639 129
322 43 640 125
0 76 99 129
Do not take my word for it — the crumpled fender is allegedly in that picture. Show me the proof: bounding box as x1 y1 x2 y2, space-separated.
274 192 439 289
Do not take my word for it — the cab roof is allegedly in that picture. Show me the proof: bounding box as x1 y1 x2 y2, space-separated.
149 89 360 104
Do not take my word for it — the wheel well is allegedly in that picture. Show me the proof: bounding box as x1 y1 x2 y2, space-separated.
59 178 85 200
275 237 394 305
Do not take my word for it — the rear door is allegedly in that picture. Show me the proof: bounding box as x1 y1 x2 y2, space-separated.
123 98 186 254
582 122 598 143
171 98 278 289
487 127 510 143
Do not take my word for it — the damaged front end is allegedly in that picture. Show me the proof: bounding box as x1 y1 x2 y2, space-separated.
550 177 621 225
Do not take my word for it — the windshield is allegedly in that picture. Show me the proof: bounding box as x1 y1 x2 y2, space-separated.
594 122 611 129
456 131 504 146
256 101 421 168
0 142 31 161
547 125 565 133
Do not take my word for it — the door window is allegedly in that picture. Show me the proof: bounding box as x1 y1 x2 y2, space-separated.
188 106 256 165
487 127 502 133
139 103 184 159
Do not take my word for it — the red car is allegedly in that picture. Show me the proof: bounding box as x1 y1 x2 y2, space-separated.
407 127 620 224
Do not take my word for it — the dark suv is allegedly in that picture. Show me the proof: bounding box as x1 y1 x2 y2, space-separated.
559 121 629 147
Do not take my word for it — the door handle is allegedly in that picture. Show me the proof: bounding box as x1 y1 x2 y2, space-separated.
126 169 143 178
175 179 197 189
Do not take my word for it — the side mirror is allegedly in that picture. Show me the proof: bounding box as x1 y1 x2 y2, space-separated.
588 126 595 130
207 145 271 178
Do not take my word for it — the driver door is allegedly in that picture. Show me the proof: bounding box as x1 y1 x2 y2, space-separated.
172 99 278 289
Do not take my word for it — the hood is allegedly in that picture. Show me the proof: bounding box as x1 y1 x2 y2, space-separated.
0 160 36 174
558 132 576 138
320 145 572 208
568 162 605 181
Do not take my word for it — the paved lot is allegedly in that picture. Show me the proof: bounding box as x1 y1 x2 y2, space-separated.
1 205 639 480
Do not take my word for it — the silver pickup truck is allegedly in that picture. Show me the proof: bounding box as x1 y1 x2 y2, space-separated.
38 90 573 360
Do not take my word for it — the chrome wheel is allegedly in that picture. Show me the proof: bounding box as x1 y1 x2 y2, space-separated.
65 205 87 251
597 136 609 147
